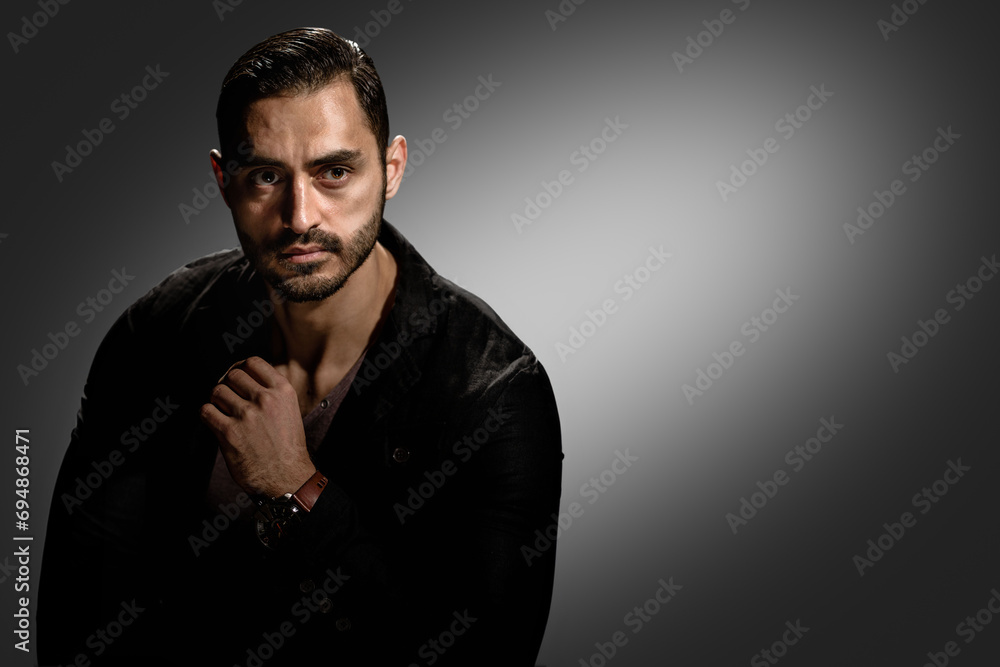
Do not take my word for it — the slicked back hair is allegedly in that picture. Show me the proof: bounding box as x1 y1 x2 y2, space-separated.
216 27 389 166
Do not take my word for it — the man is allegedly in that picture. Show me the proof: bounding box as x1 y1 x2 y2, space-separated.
39 27 562 666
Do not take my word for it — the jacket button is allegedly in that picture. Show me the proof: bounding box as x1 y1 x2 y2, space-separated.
392 448 410 463
299 579 315 593
319 598 333 614
336 616 351 631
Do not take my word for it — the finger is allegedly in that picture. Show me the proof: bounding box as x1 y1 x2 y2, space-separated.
221 367 265 401
218 358 248 384
199 402 230 436
239 356 287 389
207 382 247 417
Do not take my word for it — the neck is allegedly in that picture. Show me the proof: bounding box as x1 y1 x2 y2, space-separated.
267 242 397 373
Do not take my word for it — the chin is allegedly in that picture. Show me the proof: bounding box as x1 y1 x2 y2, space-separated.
269 273 348 303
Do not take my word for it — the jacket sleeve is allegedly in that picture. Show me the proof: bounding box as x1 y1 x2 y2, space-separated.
38 303 169 666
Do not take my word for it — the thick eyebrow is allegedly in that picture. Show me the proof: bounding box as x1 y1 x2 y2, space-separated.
238 149 366 170
309 149 366 168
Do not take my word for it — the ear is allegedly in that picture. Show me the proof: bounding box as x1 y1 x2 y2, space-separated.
209 149 231 208
384 135 407 200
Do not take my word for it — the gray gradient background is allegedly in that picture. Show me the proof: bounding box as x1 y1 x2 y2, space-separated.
3 0 999 665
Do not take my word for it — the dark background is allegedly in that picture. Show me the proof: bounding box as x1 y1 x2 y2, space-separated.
3 0 999 665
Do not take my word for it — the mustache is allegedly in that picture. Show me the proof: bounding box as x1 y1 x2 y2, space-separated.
265 228 343 256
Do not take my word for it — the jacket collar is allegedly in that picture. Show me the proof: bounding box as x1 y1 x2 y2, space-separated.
342 219 447 422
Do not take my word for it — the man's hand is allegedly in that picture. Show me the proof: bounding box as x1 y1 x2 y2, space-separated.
200 356 315 498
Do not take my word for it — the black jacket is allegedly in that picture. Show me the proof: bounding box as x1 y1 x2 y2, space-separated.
39 220 562 666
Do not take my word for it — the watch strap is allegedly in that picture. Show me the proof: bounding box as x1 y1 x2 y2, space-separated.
291 470 328 512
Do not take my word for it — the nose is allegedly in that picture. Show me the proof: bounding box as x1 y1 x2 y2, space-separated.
282 176 321 235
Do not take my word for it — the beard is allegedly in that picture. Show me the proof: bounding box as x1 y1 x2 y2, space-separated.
238 188 385 303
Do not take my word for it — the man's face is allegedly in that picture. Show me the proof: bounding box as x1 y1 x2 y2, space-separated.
223 79 386 302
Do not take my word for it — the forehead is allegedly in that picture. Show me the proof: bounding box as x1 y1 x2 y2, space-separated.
243 79 376 157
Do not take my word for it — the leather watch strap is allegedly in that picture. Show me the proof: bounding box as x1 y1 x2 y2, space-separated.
291 470 328 512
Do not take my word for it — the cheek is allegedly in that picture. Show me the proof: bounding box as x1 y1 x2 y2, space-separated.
231 193 276 226
231 205 278 248
330 180 382 222
344 178 379 208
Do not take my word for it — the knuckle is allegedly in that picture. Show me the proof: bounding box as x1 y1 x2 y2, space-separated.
258 390 281 410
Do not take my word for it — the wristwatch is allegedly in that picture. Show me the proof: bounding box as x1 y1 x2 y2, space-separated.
254 470 328 548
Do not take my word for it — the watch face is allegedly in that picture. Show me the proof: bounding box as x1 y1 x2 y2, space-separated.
256 515 277 548
254 498 300 549
254 506 273 548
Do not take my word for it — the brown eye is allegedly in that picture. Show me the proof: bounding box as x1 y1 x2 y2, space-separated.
251 170 280 186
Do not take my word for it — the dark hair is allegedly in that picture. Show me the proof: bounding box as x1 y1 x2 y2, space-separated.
216 27 389 164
